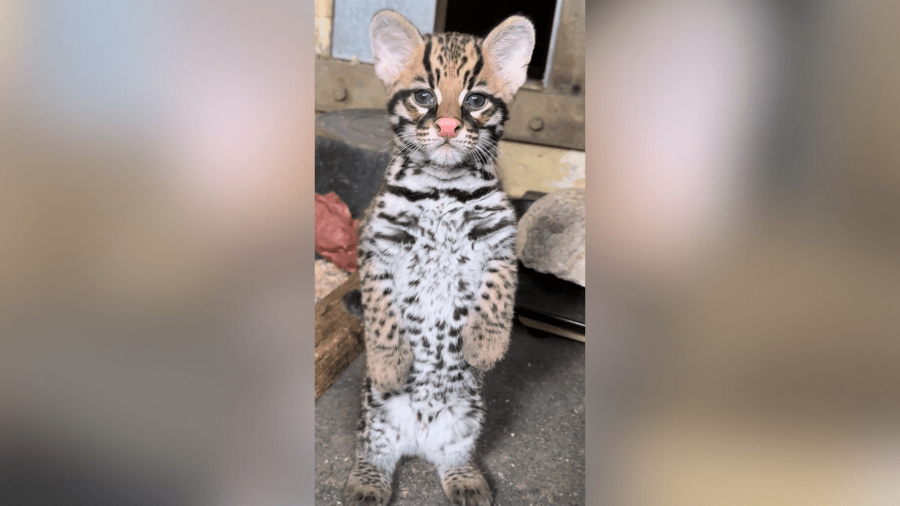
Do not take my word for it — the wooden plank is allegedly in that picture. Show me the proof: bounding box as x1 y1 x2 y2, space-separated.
518 315 586 343
315 271 364 400
544 0 585 96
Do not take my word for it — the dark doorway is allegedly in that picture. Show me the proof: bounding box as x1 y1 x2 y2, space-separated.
442 0 558 82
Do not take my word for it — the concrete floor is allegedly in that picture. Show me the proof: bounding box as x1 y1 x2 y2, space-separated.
315 322 585 505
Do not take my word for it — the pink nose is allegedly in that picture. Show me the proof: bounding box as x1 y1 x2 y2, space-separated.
436 117 460 138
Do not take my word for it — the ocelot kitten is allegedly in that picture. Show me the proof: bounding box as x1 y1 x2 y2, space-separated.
343 10 534 506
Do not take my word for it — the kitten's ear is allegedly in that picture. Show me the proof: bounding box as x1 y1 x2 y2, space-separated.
483 16 535 95
370 10 423 88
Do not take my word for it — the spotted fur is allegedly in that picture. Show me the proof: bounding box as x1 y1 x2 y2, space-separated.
344 10 534 506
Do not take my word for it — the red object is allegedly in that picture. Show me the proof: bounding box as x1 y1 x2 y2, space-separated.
436 117 459 137
315 192 359 271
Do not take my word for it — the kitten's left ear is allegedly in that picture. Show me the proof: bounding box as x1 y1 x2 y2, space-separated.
483 16 535 95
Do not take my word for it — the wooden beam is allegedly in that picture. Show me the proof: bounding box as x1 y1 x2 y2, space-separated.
315 271 364 400
315 57 585 150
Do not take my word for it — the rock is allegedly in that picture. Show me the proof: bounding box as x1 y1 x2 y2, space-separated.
516 189 585 286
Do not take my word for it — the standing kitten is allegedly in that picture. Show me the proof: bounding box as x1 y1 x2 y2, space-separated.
344 10 534 506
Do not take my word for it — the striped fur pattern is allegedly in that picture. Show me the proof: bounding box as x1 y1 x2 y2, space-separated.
343 10 534 506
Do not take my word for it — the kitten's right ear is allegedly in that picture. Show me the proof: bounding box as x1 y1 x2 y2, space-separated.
370 10 423 88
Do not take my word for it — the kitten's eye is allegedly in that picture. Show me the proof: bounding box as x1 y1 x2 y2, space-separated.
414 90 435 106
464 93 486 109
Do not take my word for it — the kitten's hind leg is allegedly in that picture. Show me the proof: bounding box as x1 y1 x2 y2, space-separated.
343 460 394 506
438 462 493 506
344 379 402 505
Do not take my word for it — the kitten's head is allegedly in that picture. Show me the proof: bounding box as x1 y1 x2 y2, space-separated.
370 11 535 168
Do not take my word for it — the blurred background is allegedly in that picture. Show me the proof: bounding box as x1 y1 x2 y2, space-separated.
1 2 313 505
587 0 900 504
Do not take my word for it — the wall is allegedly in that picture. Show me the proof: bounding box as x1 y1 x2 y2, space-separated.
315 0 333 56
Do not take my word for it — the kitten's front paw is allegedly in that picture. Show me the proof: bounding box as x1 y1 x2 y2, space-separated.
462 350 497 372
367 343 412 391
461 316 508 372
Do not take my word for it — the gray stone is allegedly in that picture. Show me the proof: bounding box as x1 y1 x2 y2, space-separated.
516 189 585 286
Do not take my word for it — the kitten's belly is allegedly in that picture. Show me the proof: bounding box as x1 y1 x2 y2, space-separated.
392 224 483 321
381 383 482 463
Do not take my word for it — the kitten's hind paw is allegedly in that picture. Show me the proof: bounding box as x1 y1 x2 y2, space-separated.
343 479 391 505
344 461 392 505
440 464 493 506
